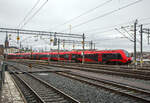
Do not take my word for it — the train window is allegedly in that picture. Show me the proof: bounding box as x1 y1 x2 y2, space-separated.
77 54 81 58
116 53 122 59
59 55 62 58
123 50 129 57
65 54 69 58
72 54 76 58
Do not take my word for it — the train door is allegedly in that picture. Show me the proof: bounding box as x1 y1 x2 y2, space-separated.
67 54 71 62
71 54 76 62
102 53 108 64
36 54 39 60
98 54 102 63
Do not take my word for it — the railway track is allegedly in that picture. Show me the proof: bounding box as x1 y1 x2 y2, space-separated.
6 60 150 80
16 61 150 80
12 59 150 73
7 61 150 103
56 71 150 103
9 67 80 103
14 59 150 70
8 59 150 74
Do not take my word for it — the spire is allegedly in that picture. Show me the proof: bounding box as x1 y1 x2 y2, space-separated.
5 32 9 48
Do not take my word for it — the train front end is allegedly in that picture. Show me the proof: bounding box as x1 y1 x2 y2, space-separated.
122 50 132 64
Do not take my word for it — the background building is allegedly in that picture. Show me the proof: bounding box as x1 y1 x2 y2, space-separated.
0 45 4 55
4 46 19 54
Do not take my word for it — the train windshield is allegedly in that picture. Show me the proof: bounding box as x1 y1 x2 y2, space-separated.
123 50 130 57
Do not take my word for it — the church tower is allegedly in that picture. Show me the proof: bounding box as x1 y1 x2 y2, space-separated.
5 33 9 48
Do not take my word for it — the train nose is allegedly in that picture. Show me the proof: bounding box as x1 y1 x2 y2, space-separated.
127 58 132 63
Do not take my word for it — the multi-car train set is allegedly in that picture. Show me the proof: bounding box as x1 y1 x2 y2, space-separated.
7 49 132 64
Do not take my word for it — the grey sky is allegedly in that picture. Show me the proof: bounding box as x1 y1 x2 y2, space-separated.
0 0 150 52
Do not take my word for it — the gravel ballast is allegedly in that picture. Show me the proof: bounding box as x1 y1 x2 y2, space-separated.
34 72 143 103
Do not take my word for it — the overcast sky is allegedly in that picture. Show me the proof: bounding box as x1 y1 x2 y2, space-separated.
0 0 150 52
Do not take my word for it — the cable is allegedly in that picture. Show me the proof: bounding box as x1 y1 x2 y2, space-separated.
121 27 141 43
139 17 150 22
121 27 134 39
82 21 132 33
52 0 113 30
20 0 48 29
61 0 143 32
17 0 41 28
142 22 150 26
81 16 150 34
94 37 126 42
83 21 150 36
115 28 134 42
87 28 115 35
85 25 131 35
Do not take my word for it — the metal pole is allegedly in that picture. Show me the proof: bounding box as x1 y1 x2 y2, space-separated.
134 20 138 68
58 38 60 61
2 64 5 84
140 25 143 67
148 29 150 45
91 40 93 50
48 52 50 64
48 43 51 64
5 31 8 61
20 42 21 53
94 43 95 50
69 25 71 34
82 33 85 64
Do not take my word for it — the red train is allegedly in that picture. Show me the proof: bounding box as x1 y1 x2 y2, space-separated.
7 49 132 64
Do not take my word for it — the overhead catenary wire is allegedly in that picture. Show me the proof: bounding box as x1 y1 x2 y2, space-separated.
115 28 141 44
20 0 49 29
81 21 133 33
51 0 113 30
86 25 131 35
93 36 127 42
60 0 143 32
121 27 141 43
17 0 41 29
121 26 134 40
115 28 134 42
82 17 150 35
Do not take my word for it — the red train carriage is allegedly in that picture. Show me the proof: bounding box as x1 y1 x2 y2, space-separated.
7 49 132 64
95 50 131 64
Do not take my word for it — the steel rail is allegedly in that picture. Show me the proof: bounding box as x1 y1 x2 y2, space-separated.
11 60 150 80
8 66 80 103
25 73 80 103
57 72 150 103
8 60 150 80
29 62 150 80
10 70 45 103
7 61 150 102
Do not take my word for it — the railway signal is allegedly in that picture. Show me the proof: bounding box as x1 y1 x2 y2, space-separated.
17 36 20 41
50 39 53 42
9 34 11 40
